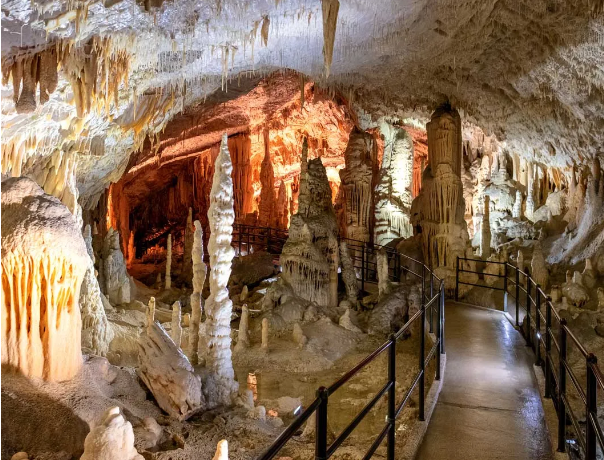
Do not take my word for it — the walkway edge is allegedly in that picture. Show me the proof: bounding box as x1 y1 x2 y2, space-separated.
399 337 446 460
533 364 569 460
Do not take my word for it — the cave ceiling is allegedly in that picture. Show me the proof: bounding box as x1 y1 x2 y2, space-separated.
2 0 603 205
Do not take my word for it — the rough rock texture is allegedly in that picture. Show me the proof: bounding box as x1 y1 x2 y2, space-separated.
1 177 88 381
81 407 144 460
281 139 340 308
374 123 414 245
339 242 359 306
103 228 131 306
137 322 204 421
204 134 239 406
258 129 276 227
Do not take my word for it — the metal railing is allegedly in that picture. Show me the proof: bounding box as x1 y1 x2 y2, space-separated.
232 225 446 460
455 256 604 459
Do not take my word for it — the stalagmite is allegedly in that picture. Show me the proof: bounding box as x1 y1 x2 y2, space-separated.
213 440 229 460
517 250 525 271
1 177 88 381
410 107 469 284
275 181 289 229
377 249 392 299
339 242 358 306
165 234 172 290
189 220 207 365
321 0 340 78
258 129 276 227
261 318 269 350
80 224 112 357
228 133 254 221
81 407 144 460
281 139 340 308
204 133 238 406
182 207 194 282
235 305 250 351
147 297 156 329
137 322 205 420
374 123 414 245
480 196 492 259
171 301 182 348
531 243 549 289
103 228 131 305
339 128 376 244
512 190 523 219
526 164 536 221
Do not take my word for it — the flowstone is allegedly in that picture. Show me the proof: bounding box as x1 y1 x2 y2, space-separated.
1 177 88 381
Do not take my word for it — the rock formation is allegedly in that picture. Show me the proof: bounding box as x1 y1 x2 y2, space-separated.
138 322 205 420
275 181 289 229
1 177 88 381
410 106 469 283
479 196 492 259
261 318 269 350
182 207 194 282
103 228 131 305
189 220 207 365
81 407 143 460
258 129 276 227
281 138 340 307
512 190 522 219
531 243 549 290
339 128 375 244
213 440 229 460
80 224 113 356
374 123 414 245
204 133 239 406
377 249 392 299
339 242 359 306
235 305 250 351
171 301 182 348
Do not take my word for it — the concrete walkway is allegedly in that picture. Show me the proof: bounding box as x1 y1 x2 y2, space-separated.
416 302 553 460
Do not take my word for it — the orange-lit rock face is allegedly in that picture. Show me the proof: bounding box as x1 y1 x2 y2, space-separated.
106 72 355 267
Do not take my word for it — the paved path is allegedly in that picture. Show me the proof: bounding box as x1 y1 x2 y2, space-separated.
415 302 553 460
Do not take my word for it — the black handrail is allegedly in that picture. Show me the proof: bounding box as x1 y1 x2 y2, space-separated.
455 256 604 459
232 225 446 460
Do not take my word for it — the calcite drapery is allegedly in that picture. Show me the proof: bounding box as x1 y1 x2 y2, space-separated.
281 139 340 307
205 133 239 406
339 128 376 244
374 123 414 245
411 107 469 280
1 177 88 381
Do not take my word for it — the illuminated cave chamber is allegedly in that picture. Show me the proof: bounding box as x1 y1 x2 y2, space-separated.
2 1 604 458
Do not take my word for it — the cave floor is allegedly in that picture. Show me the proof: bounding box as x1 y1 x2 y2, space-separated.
416 302 553 460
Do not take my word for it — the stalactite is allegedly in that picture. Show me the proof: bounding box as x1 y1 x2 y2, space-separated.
189 220 206 365
321 0 340 78
204 134 238 406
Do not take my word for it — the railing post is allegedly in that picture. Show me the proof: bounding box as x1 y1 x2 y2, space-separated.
315 387 328 460
361 246 365 294
586 353 598 460
515 266 520 327
440 282 445 355
387 335 396 460
435 289 442 381
429 273 434 333
525 269 532 347
535 286 542 366
557 318 567 453
503 263 508 312
266 227 271 253
419 298 426 421
545 296 552 399
454 256 459 302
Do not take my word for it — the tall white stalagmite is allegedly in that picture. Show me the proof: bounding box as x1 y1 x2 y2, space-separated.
165 234 172 289
205 133 238 406
171 301 182 348
480 195 491 259
189 220 207 365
